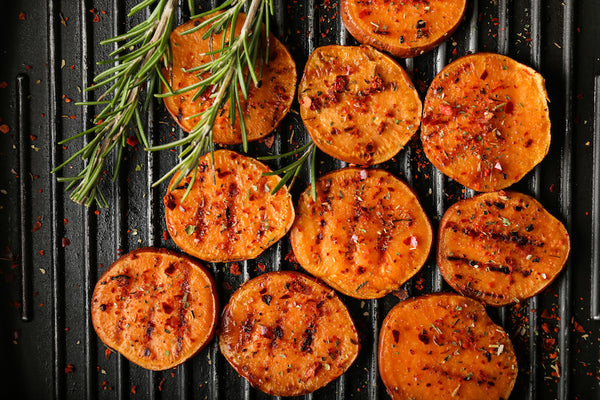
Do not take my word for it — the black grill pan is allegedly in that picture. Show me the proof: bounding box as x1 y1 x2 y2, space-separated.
0 1 599 399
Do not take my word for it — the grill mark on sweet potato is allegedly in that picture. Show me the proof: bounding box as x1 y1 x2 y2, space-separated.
218 271 359 396
174 266 191 357
91 248 218 371
438 191 570 305
163 17 296 145
291 168 432 299
165 150 294 263
379 294 517 400
446 255 520 276
421 53 551 191
299 45 421 165
193 199 208 240
445 221 544 248
341 0 466 58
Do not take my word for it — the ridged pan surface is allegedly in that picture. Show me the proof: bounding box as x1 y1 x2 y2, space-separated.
0 1 599 399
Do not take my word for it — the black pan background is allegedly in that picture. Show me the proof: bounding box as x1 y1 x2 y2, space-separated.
0 0 599 399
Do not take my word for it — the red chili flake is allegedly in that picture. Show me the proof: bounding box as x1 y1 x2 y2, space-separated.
0 82 7 88
222 281 232 291
403 235 418 249
392 288 409 300
62 237 71 247
549 183 557 193
415 277 425 291
543 338 556 350
18 12 26 20
0 124 10 134
101 380 108 390
158 377 166 391
31 220 42 232
131 386 137 394
30 135 37 141
541 322 550 333
264 134 275 149
63 218 68 225
126 136 139 147
39 250 45 256
93 14 100 23
573 320 586 333
105 348 112 360
439 104 454 116
162 230 169 241
230 262 241 276
64 97 72 103
257 262 266 272
284 250 297 264
65 363 75 373
540 309 552 319
94 210 100 215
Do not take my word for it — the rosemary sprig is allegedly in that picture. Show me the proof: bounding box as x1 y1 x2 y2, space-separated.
52 0 177 207
151 0 274 199
258 141 318 201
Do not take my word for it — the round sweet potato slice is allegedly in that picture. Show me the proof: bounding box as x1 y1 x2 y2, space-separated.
290 168 432 299
219 271 359 396
341 0 467 58
437 191 570 306
91 248 218 371
379 293 518 400
162 16 296 144
299 45 421 165
164 150 294 262
421 53 550 191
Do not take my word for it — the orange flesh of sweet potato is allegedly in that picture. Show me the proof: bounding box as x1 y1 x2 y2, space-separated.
162 16 296 144
290 168 432 299
437 191 570 306
299 45 421 165
421 53 550 191
341 0 467 58
379 293 517 400
164 150 294 262
219 271 359 396
91 248 218 371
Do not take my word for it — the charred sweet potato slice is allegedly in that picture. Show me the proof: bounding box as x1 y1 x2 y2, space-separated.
437 191 570 306
341 0 467 58
219 271 359 396
164 150 294 262
299 45 421 165
379 293 518 400
162 16 296 144
91 248 218 371
421 53 550 191
290 168 432 299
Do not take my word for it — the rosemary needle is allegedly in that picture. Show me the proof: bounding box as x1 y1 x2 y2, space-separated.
151 0 275 201
53 0 177 207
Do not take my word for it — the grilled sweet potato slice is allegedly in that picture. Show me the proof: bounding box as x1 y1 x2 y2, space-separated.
379 293 517 400
421 53 550 191
162 16 296 144
341 0 467 58
219 271 359 396
164 150 294 262
290 168 432 299
91 248 218 371
299 45 421 165
437 191 570 306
